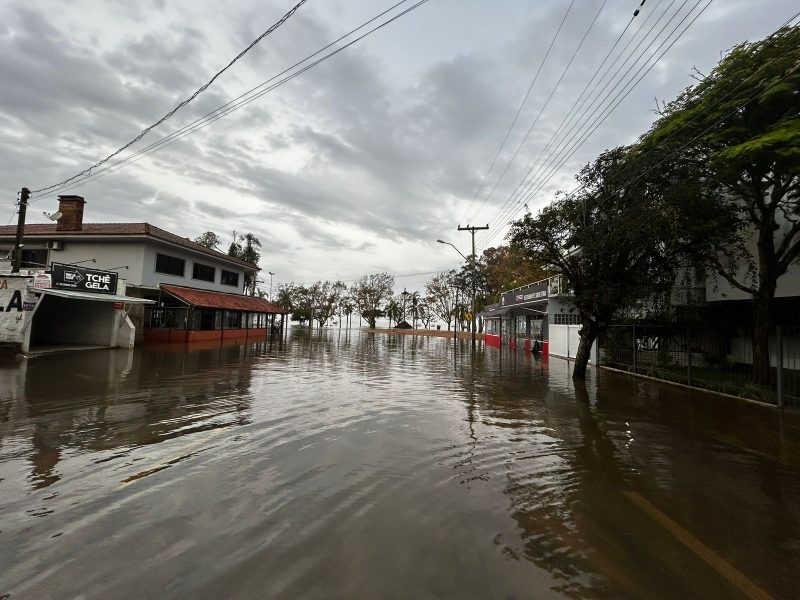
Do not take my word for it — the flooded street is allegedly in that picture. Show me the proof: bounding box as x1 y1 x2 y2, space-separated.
1 330 799 599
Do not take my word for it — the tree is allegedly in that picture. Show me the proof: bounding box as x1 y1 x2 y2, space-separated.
227 232 262 295
643 25 800 384
312 280 347 328
385 297 402 327
194 231 222 250
275 284 294 311
510 147 680 380
351 273 394 328
479 245 548 302
425 271 457 330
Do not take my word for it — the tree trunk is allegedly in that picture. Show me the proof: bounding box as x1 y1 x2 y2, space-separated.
752 292 774 386
753 215 778 386
572 320 599 380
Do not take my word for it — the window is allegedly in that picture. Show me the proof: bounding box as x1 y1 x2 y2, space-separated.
223 310 241 328
20 249 48 268
221 270 239 287
192 262 215 282
553 313 580 325
155 253 185 276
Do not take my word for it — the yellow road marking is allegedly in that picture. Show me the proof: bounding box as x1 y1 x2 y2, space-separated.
623 491 774 600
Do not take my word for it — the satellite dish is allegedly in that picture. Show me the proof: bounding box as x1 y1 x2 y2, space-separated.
44 211 62 221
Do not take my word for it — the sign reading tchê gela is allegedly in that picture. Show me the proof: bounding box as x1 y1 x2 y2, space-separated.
51 263 118 295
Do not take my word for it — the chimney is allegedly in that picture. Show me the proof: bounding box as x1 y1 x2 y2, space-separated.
56 195 86 231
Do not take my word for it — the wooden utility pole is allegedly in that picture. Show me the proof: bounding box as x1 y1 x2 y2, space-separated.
457 224 488 346
11 187 30 273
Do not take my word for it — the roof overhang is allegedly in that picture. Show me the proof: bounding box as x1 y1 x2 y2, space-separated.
36 288 155 304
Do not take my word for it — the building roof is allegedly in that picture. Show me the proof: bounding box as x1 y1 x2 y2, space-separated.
161 284 289 314
0 222 258 271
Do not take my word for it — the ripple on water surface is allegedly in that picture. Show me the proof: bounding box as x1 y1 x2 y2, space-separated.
1 330 799 599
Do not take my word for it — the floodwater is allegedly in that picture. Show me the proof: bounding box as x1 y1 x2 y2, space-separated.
1 330 799 599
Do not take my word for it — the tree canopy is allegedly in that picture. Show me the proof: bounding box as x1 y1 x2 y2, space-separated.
510 147 681 379
642 24 800 383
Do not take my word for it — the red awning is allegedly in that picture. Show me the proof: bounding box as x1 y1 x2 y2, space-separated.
161 285 288 313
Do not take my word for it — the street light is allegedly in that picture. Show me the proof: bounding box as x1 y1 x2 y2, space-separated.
437 239 474 342
268 271 275 302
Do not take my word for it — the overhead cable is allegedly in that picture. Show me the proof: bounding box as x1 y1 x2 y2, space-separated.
31 0 310 194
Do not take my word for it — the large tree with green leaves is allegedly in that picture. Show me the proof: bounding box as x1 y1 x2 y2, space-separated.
479 245 549 303
644 25 800 384
228 231 262 295
194 231 222 250
425 271 457 331
510 147 681 379
351 273 394 328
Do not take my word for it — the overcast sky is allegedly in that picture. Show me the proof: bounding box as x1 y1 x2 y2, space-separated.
1 0 796 292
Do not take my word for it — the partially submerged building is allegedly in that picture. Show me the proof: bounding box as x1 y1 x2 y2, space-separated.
480 275 599 363
0 195 287 354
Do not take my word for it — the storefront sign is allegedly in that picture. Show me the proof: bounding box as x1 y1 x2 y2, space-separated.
501 280 549 307
51 263 118 295
33 273 52 289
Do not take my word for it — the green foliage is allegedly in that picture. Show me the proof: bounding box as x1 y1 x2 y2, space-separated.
194 231 222 250
510 146 681 334
227 231 262 295
350 273 394 328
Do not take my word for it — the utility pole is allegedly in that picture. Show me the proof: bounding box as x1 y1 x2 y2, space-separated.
268 271 275 302
12 187 30 274
457 224 489 347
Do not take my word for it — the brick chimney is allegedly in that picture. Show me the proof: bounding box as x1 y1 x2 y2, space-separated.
56 195 86 231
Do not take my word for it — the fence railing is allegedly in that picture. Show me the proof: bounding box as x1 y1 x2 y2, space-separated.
601 323 800 407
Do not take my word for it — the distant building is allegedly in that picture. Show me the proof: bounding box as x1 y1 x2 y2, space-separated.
480 275 598 362
0 195 287 354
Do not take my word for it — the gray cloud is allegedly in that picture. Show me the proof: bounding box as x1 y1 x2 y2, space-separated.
1 0 797 285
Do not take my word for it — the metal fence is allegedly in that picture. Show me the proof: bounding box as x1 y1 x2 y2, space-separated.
601 324 800 407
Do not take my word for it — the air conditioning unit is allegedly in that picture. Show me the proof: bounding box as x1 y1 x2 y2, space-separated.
46 240 64 250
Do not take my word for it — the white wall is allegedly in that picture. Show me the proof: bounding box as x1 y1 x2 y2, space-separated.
705 216 800 302
548 323 599 363
4 238 251 294
51 241 147 283
141 242 247 293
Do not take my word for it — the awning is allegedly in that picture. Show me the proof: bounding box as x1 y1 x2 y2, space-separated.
36 288 155 304
481 304 547 319
161 284 289 313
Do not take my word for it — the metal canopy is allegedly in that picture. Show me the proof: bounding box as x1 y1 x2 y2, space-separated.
482 303 547 318
36 288 155 304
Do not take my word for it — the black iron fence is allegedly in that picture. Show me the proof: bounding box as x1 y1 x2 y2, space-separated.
601 324 800 407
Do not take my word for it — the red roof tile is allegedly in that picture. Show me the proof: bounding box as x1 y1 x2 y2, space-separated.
0 222 257 270
161 285 288 313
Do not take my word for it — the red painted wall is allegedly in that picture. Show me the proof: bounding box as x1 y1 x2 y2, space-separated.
144 327 270 345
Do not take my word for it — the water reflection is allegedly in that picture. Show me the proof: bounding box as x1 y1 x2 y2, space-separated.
0 329 798 599
0 338 282 493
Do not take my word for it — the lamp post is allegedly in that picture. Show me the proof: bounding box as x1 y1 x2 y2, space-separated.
437 239 476 344
268 271 275 302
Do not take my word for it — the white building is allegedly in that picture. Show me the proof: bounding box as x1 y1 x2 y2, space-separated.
0 195 286 354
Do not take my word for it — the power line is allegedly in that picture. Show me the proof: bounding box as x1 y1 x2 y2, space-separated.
495 0 699 233
480 0 695 244
479 0 659 233
487 9 800 252
466 0 611 228
480 0 712 249
31 0 310 195
458 0 575 225
29 0 429 205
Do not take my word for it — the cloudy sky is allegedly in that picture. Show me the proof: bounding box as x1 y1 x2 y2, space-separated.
1 0 796 292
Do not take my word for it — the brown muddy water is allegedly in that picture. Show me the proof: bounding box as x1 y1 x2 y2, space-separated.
1 329 799 599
